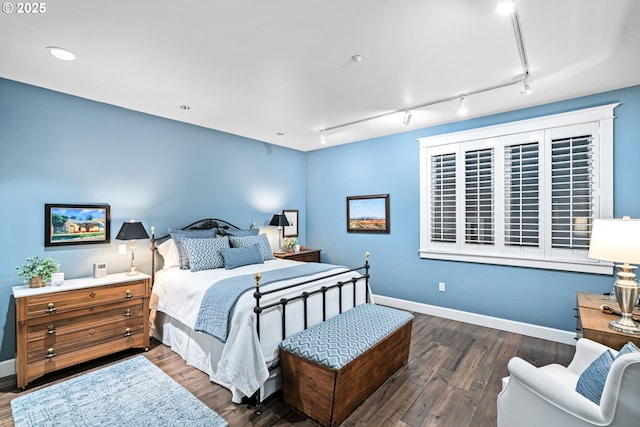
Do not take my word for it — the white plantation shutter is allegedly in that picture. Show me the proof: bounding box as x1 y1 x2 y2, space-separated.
504 142 539 247
465 148 494 245
550 135 593 250
430 153 456 243
419 104 615 274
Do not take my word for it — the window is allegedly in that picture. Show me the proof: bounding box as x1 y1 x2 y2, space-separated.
419 104 616 274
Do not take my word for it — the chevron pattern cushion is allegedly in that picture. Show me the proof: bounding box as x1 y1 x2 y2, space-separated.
181 236 230 272
170 228 219 270
279 304 413 370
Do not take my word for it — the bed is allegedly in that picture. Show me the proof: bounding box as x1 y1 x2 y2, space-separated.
148 218 371 410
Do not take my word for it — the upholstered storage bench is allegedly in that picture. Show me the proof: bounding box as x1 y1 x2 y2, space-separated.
279 303 413 427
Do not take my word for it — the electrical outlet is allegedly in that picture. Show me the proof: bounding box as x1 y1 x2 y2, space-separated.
438 282 445 292
118 244 127 255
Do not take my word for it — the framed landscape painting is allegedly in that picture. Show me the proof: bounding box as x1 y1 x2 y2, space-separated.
45 203 111 246
346 194 390 233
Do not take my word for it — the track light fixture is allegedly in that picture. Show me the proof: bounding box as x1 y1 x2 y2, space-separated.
403 111 412 126
521 71 532 94
316 2 532 143
497 0 515 15
457 96 468 116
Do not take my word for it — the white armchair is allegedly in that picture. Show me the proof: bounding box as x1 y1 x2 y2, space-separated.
497 338 640 427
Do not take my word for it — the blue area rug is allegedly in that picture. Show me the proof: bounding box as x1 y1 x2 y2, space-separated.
11 356 228 427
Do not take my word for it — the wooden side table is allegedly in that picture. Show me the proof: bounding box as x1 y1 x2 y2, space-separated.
576 292 640 350
274 249 321 263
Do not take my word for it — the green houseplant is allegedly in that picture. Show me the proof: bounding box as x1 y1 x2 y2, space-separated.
16 256 60 288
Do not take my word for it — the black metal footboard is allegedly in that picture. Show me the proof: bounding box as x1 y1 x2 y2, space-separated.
252 252 370 414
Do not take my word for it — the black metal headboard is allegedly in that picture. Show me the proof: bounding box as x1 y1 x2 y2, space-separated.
150 218 243 283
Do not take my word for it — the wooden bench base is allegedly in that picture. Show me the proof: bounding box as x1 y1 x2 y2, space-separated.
280 319 412 426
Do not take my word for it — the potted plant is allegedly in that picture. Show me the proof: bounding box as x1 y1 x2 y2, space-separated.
282 237 298 253
16 256 60 288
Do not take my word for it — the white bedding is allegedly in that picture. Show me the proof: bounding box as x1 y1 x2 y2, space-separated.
149 258 370 403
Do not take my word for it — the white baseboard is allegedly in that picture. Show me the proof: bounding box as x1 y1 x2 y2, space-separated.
0 297 576 378
373 294 577 346
0 357 15 378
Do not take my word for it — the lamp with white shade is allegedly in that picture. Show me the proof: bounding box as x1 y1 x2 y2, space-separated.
588 216 640 334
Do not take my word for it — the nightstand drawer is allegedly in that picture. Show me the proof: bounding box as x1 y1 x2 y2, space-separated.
27 301 144 340
27 320 144 363
25 333 146 380
26 299 142 328
25 281 146 319
291 252 321 262
274 249 321 263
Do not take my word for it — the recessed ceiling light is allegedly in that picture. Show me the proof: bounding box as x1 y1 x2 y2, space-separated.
179 105 191 110
351 54 363 63
276 132 285 136
46 46 76 61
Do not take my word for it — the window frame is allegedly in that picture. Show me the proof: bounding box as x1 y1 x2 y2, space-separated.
418 104 617 274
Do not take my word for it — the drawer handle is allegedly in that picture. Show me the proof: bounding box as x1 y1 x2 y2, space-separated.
89 291 96 298
47 324 56 334
45 348 56 359
124 328 132 337
46 303 56 314
123 308 132 317
125 290 133 299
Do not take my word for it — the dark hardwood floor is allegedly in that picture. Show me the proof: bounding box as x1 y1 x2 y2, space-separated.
0 312 575 426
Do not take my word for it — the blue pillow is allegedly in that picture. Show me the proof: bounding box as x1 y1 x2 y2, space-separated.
617 341 640 357
170 228 218 270
218 228 259 237
576 349 614 405
229 234 275 260
219 244 264 269
180 236 230 272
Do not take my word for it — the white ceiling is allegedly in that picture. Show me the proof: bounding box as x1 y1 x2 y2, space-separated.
1 0 639 152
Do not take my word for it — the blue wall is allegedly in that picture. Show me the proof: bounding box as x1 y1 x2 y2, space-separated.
0 78 306 362
2 76 640 364
306 85 640 332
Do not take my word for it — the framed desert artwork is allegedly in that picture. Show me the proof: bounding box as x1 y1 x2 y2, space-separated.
346 194 390 233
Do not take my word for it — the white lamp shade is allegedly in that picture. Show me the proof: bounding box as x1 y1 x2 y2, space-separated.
588 217 640 264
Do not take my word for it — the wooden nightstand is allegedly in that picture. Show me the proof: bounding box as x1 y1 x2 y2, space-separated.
274 249 321 263
13 272 150 388
576 292 640 350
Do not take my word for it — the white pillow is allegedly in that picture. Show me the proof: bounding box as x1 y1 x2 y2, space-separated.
157 239 180 270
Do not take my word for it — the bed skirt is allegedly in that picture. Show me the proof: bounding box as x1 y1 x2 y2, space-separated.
150 309 280 403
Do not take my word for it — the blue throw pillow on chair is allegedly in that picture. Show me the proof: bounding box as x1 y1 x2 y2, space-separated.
617 341 640 357
575 349 614 405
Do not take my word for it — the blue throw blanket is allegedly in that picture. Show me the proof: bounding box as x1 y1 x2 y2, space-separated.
194 263 344 343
